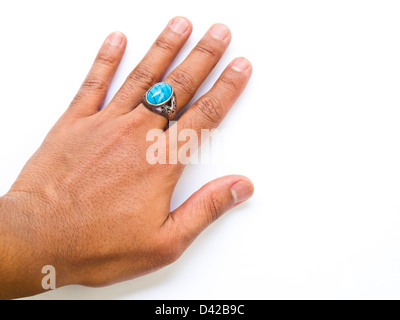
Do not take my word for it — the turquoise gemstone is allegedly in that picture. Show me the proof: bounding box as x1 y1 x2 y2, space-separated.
146 83 173 105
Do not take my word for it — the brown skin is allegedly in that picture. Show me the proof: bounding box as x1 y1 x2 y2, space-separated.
0 17 254 299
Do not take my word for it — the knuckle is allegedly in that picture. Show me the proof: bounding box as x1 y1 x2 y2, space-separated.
114 81 136 102
193 96 223 124
81 77 108 94
205 193 225 224
128 65 157 90
155 240 181 265
96 53 117 67
168 68 196 96
220 75 240 93
154 37 174 53
193 43 219 58
113 89 132 103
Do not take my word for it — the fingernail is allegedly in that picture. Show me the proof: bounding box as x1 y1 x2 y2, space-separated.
107 32 125 47
231 181 254 205
170 17 190 34
231 58 252 73
209 24 230 41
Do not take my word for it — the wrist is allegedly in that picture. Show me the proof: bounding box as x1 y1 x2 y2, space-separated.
0 195 56 299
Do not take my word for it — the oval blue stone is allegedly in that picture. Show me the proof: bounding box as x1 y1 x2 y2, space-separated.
146 83 173 105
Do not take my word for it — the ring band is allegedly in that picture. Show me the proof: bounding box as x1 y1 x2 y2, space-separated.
142 82 177 121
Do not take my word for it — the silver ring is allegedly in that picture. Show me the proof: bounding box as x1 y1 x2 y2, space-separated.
142 82 177 121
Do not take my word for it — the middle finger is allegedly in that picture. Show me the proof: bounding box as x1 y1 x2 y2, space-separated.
105 17 192 116
132 23 232 128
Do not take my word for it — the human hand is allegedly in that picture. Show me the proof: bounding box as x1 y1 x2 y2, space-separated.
0 17 253 299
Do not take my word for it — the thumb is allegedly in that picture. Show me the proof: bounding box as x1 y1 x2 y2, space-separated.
169 175 254 243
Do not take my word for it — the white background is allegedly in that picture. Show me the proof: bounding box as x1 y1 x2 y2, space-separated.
1 0 400 299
